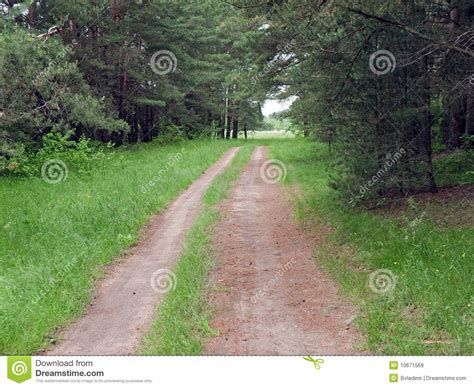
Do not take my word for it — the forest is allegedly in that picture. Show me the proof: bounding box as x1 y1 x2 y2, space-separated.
1 0 473 203
0 0 473 358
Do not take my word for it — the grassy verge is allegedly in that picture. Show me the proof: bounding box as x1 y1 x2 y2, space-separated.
139 144 254 355
269 139 473 355
0 140 238 354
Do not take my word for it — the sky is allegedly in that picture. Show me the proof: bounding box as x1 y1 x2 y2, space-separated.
261 96 297 116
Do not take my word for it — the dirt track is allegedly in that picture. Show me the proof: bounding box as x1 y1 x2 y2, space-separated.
205 146 364 355
49 145 364 356
48 147 239 355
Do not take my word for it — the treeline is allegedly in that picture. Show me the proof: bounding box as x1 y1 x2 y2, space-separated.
2 0 473 199
237 0 473 201
0 0 266 156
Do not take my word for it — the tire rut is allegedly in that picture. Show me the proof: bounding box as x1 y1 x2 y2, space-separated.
205 146 364 355
48 147 240 355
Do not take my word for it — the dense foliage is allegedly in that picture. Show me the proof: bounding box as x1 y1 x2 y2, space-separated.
1 0 473 202
1 0 266 174
236 0 473 203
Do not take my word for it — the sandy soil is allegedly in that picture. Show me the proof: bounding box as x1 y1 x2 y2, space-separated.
205 146 365 355
47 147 239 355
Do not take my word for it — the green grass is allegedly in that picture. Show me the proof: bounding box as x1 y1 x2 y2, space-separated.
139 144 254 355
269 139 473 355
2 136 471 356
0 139 238 354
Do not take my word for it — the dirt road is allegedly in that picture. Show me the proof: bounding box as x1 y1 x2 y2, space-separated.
205 146 364 355
49 145 363 356
48 147 239 355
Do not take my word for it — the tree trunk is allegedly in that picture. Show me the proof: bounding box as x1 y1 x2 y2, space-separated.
448 98 464 149
423 57 437 193
218 116 225 138
465 91 474 137
444 2 471 149
225 100 232 139
28 2 37 27
232 115 239 139
303 119 309 137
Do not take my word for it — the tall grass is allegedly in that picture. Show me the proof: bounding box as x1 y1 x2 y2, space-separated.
0 140 236 354
270 139 473 355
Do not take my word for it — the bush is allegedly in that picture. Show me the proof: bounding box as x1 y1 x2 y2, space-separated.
37 131 114 175
0 131 114 178
0 137 31 176
155 122 187 144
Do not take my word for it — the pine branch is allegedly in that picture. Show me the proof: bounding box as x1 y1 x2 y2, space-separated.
347 7 474 57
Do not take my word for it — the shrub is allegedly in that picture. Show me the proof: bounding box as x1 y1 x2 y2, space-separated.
36 131 114 175
0 131 114 178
